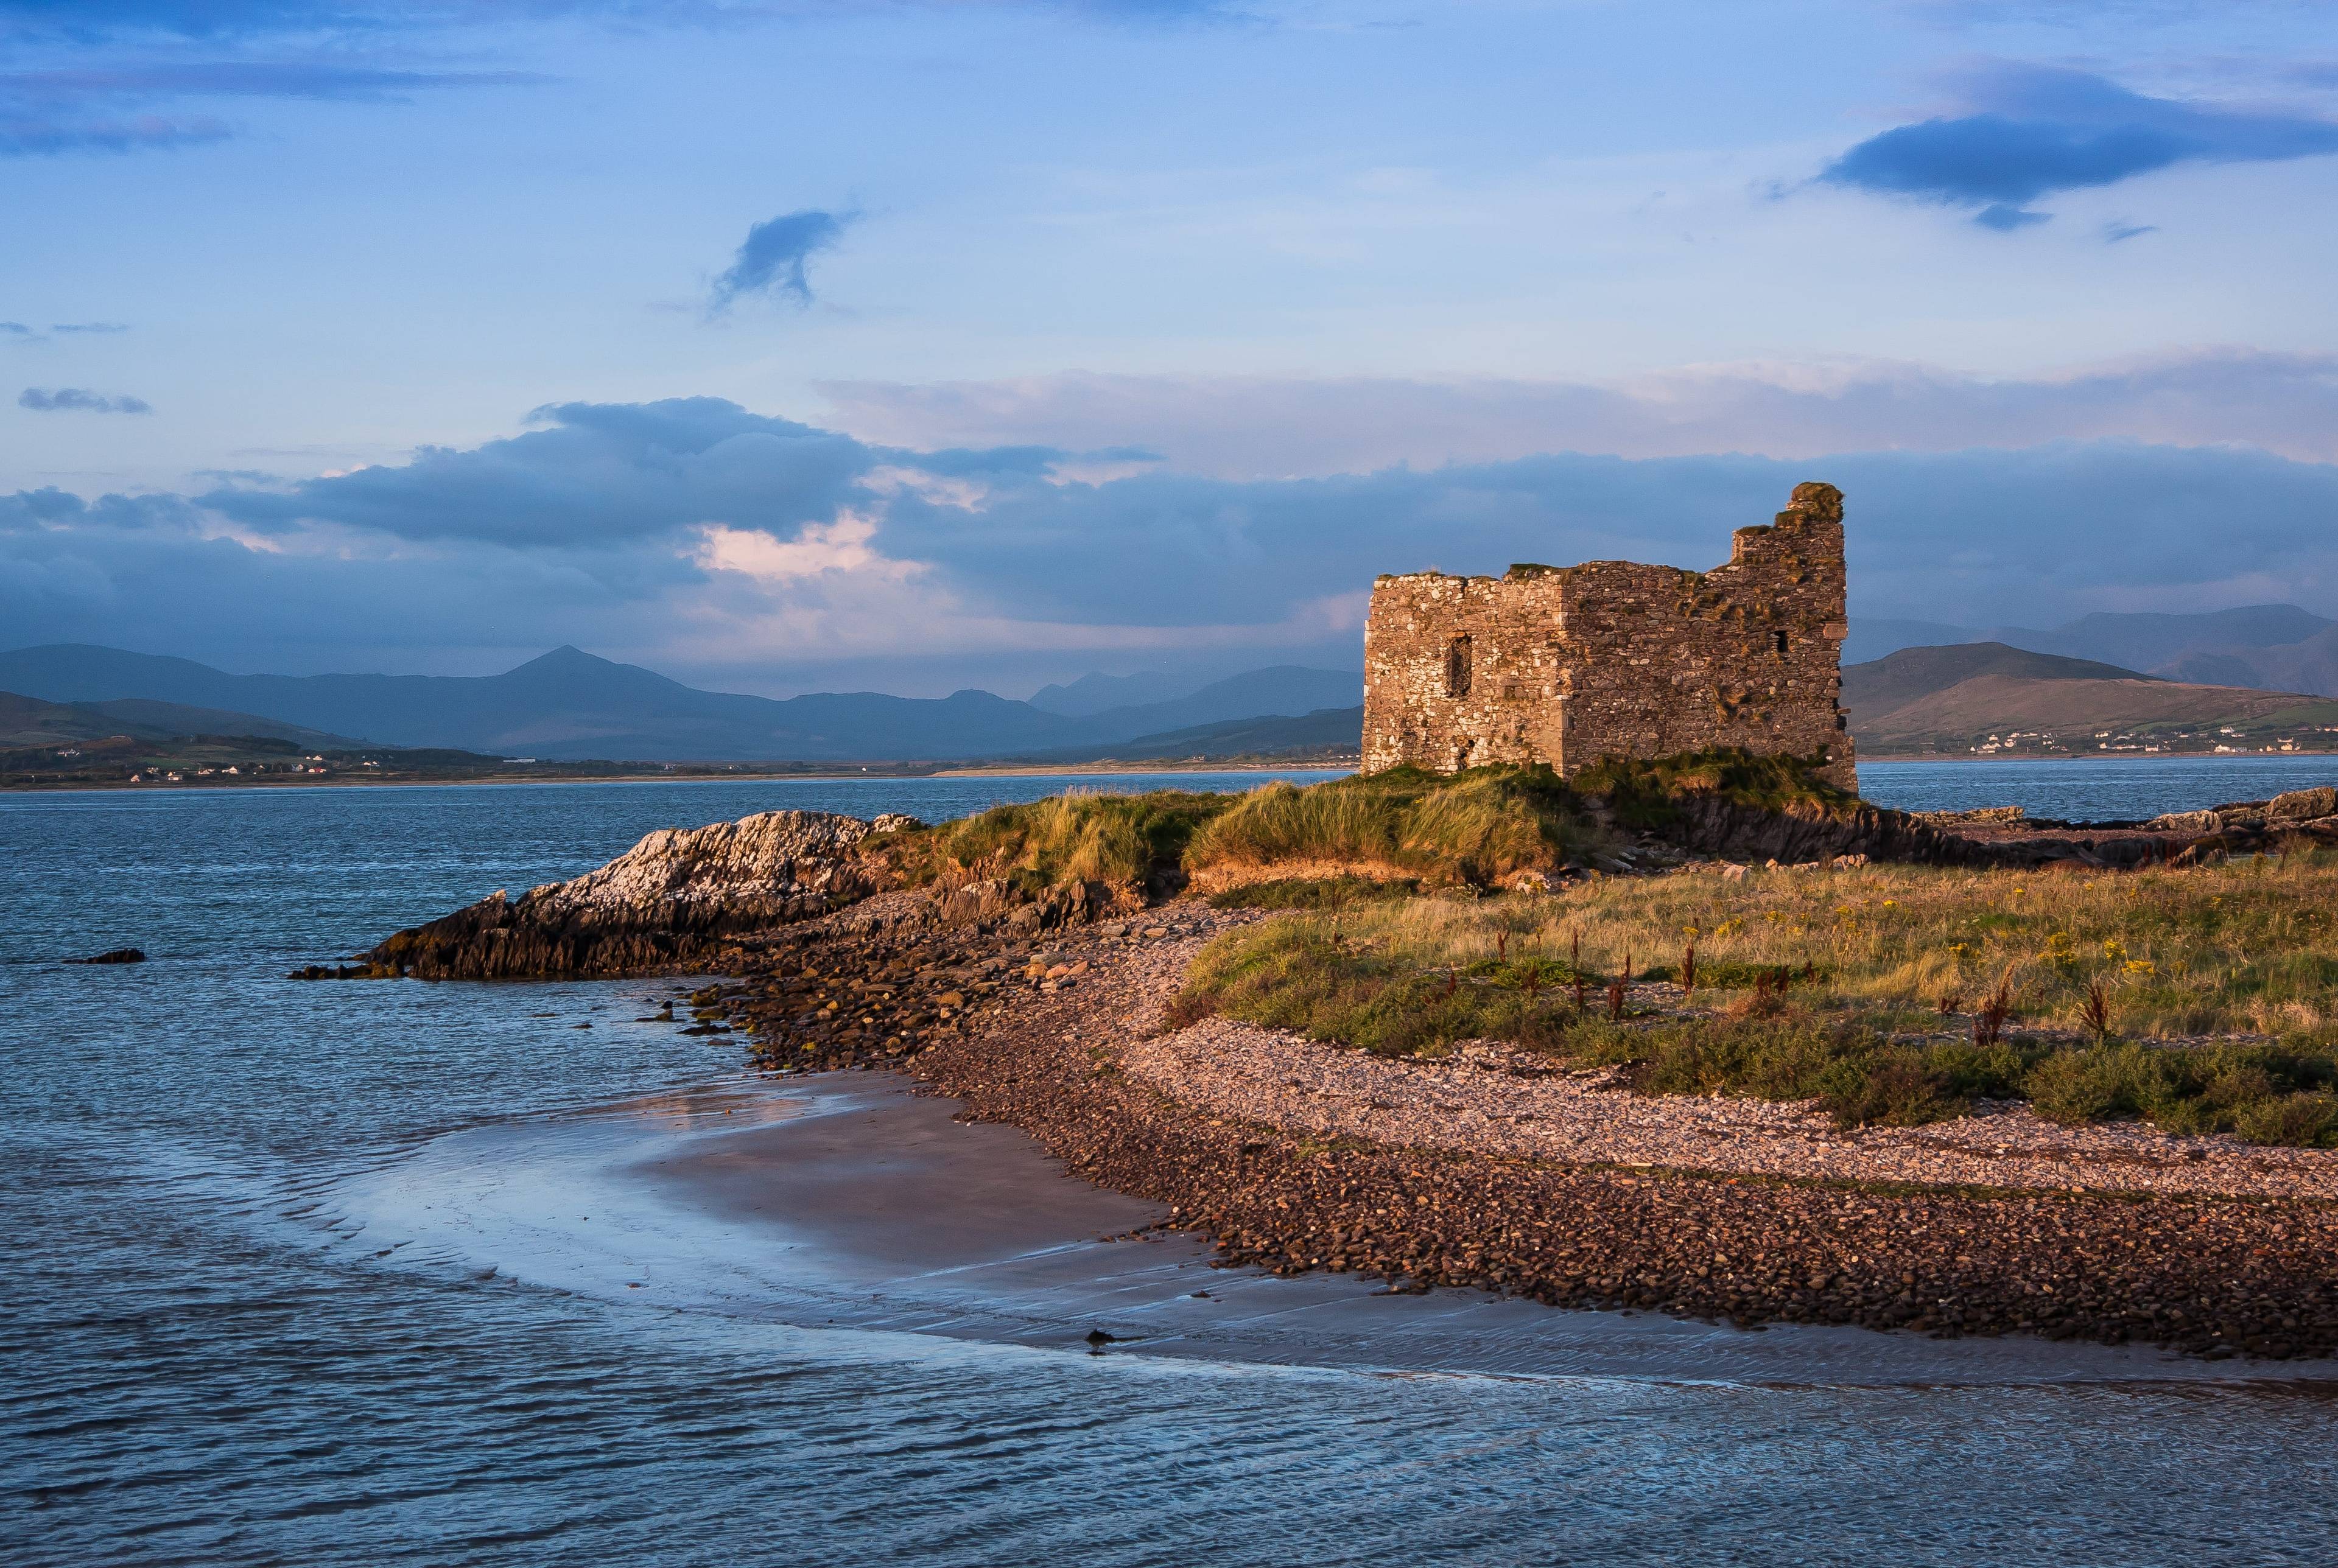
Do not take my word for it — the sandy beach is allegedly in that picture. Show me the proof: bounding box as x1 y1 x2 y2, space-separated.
329 1071 2338 1385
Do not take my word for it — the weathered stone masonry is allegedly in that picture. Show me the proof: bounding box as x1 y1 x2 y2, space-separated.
1361 481 1858 792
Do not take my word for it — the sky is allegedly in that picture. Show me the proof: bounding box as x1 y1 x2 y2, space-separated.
4 0 2337 698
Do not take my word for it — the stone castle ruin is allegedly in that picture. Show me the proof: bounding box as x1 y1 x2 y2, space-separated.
1361 481 1858 793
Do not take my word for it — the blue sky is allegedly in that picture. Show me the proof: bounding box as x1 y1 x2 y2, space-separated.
4 0 2336 695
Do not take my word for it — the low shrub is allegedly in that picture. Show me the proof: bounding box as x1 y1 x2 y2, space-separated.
1569 746 1853 829
1171 915 1573 1057
2023 1041 2338 1145
1184 765 1603 887
885 789 1232 895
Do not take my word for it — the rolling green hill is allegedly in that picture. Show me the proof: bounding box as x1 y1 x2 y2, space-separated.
1842 643 2338 756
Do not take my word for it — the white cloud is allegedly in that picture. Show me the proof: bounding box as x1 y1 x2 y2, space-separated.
693 511 898 583
816 348 2338 478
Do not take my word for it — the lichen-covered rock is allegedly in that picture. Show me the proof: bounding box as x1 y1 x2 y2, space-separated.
365 810 889 979
1655 794 2219 870
1657 794 1992 867
928 876 1111 933
2270 786 2338 822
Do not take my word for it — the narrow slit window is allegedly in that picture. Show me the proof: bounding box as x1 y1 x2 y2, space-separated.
1444 635 1473 699
1772 631 1789 655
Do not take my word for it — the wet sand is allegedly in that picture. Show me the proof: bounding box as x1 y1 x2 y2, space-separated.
329 1073 2338 1387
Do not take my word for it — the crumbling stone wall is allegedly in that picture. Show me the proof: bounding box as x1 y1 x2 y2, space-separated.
1361 481 1857 792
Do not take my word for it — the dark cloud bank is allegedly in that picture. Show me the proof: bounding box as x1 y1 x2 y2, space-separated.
1823 64 2338 229
19 386 150 413
709 209 853 312
8 395 2338 688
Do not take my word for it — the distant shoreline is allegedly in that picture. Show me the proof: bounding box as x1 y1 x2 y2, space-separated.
13 749 2338 796
0 757 1361 796
1859 750 2338 764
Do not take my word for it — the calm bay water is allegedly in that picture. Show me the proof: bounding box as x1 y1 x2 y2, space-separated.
6 761 2338 1566
1861 753 2338 819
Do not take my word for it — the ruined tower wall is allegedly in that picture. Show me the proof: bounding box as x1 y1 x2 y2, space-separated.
1360 482 1857 792
1358 570 1571 775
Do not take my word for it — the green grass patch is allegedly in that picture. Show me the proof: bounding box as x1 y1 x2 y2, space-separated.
878 788 1233 895
876 749 1852 897
1167 847 2338 1146
1569 746 1855 828
1184 764 1606 886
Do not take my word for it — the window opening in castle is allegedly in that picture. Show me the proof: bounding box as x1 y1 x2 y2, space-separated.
1773 631 1789 655
1445 635 1473 699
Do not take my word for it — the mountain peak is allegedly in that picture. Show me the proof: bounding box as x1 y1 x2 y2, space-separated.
509 645 613 673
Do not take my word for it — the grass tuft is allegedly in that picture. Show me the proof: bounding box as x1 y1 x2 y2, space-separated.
1568 746 1853 828
1183 765 1605 888
880 788 1232 896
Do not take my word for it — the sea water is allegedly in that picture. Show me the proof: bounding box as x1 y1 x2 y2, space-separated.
5 762 2337 1566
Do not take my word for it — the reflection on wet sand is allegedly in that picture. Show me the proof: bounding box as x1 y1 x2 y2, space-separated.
333 1074 2338 1388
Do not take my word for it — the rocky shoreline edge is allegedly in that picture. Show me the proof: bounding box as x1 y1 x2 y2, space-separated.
304 791 2338 1360
856 907 2338 1363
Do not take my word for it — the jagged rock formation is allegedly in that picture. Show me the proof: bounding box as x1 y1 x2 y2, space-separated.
1897 787 2338 870
357 810 919 979
924 877 1117 934
1597 783 2338 872
2158 788 2338 865
1642 795 1999 867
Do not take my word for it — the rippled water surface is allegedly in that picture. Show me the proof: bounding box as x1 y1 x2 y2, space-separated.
1860 753 2338 819
6 763 2338 1566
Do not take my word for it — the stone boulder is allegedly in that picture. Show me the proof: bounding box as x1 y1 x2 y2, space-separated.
2270 786 2338 822
362 810 890 979
928 875 1112 933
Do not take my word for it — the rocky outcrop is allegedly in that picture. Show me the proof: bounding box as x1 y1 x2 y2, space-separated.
326 806 1126 981
356 810 918 979
2164 790 2338 866
1647 785 2338 871
1644 795 1996 867
926 876 1118 935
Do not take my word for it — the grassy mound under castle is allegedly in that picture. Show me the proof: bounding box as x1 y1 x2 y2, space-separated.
868 749 1845 898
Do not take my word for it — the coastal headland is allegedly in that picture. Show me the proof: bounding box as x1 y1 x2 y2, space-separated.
316 754 2338 1359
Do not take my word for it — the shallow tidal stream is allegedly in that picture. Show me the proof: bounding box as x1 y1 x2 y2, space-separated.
7 763 2338 1566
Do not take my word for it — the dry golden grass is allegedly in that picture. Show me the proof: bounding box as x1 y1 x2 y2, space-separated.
1173 849 2338 1144
1526 850 2338 1041
1183 765 1604 888
874 788 1232 896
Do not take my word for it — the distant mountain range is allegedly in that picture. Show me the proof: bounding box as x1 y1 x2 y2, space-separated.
1847 603 2338 697
1027 668 1196 716
1841 642 2338 756
0 643 1364 763
15 623 2333 771
0 690 360 751
1022 705 1365 765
